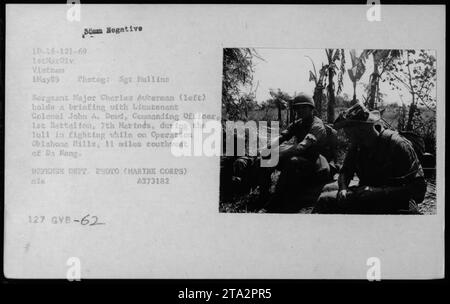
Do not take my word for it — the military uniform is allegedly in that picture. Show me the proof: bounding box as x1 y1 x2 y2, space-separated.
280 116 328 162
314 104 427 214
260 115 331 212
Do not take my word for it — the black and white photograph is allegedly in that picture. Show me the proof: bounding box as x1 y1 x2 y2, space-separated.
220 48 437 214
2 3 445 284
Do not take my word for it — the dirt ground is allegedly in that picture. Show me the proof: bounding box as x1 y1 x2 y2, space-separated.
419 177 437 215
220 176 437 215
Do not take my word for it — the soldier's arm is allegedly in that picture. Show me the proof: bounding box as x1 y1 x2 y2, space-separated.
270 134 288 147
259 123 294 156
263 131 290 150
295 121 327 153
279 122 296 144
338 145 357 191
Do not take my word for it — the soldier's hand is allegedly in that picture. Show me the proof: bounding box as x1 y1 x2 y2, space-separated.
337 189 348 202
259 147 271 159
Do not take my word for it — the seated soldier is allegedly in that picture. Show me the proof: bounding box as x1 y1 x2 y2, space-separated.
313 103 427 214
258 93 331 212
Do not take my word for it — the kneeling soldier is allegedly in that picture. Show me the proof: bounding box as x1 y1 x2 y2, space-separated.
313 103 427 214
258 93 330 212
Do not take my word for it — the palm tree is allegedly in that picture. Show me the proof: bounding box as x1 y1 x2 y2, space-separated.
305 56 327 118
348 49 369 104
324 49 346 123
366 50 401 110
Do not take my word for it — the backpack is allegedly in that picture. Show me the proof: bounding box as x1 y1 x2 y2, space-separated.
380 129 427 167
398 131 426 163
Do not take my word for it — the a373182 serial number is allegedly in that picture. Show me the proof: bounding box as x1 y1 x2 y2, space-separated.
137 177 169 184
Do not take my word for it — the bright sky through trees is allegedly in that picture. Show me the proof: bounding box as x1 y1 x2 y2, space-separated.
249 48 423 105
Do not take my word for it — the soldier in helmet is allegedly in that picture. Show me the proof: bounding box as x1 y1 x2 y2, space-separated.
312 102 427 214
257 93 331 212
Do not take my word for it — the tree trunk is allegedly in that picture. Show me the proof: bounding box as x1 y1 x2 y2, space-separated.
398 103 406 131
313 84 323 118
286 103 294 125
277 104 282 125
406 103 416 131
375 82 380 109
327 71 335 123
289 103 295 123
368 59 379 110
352 82 357 104
405 52 416 131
